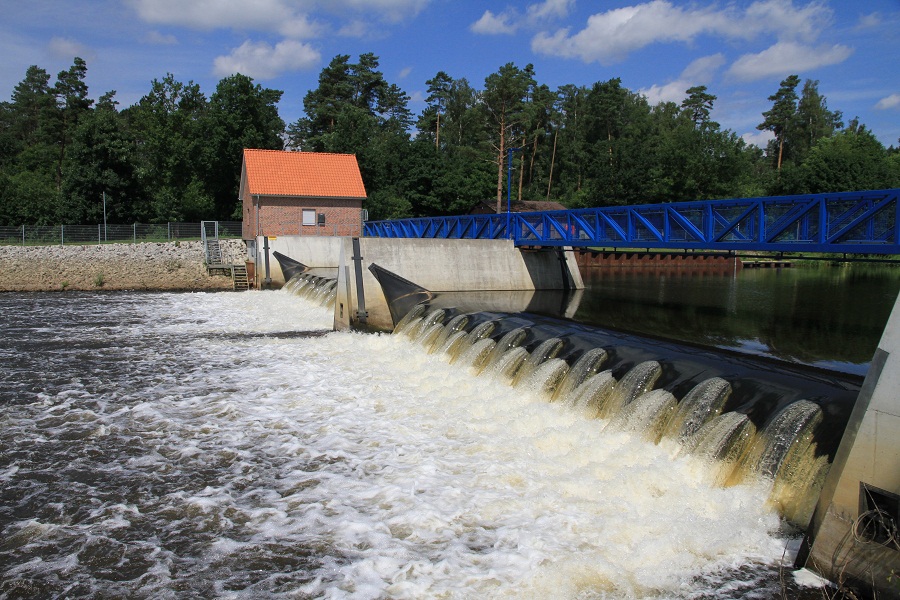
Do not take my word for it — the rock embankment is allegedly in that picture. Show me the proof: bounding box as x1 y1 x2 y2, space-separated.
0 239 247 292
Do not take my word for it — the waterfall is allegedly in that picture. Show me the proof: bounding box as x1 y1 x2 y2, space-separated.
429 314 470 354
387 302 853 529
609 389 678 443
662 377 732 445
283 273 338 310
550 347 608 402
511 338 565 386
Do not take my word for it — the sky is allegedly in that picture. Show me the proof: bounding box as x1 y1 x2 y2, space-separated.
2 0 899 149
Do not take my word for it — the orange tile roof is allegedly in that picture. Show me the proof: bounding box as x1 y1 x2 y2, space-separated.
243 149 367 199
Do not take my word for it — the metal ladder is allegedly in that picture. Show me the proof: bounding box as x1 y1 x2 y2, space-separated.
231 264 249 291
202 221 249 289
201 221 228 274
206 238 223 266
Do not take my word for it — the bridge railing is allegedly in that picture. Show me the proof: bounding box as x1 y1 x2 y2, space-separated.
363 189 900 255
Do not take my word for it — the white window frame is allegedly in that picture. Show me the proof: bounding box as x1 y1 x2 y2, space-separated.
302 209 316 226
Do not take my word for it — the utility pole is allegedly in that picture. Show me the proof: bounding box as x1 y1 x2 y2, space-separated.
506 147 521 240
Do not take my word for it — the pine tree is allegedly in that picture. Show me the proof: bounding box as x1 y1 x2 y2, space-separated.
757 75 800 172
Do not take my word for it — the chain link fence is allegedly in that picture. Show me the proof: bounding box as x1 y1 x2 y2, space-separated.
0 222 242 246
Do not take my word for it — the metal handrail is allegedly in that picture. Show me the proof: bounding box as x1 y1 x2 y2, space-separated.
363 189 900 255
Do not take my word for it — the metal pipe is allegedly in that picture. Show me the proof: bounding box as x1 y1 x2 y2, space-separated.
351 237 368 326
263 236 271 288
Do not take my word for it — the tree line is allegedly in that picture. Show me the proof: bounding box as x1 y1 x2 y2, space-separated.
1 54 898 226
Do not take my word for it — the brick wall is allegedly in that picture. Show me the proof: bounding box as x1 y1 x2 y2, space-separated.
575 251 741 270
243 195 364 239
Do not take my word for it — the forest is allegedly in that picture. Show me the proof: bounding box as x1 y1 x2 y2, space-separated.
1 54 898 226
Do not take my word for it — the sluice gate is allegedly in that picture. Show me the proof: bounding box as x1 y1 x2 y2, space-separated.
270 238 900 598
379 289 861 531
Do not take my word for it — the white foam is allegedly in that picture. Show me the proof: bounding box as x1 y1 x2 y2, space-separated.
0 290 793 598
793 567 832 588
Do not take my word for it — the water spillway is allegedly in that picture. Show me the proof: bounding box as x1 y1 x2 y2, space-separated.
2 290 863 598
391 302 860 529
282 272 338 310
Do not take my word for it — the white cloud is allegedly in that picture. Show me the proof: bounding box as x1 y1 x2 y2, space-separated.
336 0 430 23
639 54 724 105
470 10 519 35
727 41 853 81
337 20 368 37
875 94 900 110
742 129 774 148
398 66 412 80
527 0 574 21
741 0 832 43
471 0 572 35
681 53 726 82
131 0 299 32
213 39 320 79
130 0 427 34
48 36 94 61
640 81 689 105
532 1 732 64
531 0 835 64
144 30 178 45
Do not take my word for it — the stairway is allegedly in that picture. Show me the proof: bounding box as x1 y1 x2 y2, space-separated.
205 238 223 265
231 264 249 291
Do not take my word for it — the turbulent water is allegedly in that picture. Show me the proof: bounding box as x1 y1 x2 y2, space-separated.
0 290 821 599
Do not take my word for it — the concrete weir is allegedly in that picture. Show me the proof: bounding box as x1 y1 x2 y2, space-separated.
797 289 900 597
256 235 583 332
259 234 900 597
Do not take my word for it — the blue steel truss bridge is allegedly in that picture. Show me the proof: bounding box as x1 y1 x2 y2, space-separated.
364 189 900 255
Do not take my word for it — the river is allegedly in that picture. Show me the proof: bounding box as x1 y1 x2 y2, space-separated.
1 262 897 598
573 261 900 376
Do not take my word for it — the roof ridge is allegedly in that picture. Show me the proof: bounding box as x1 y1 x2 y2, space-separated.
244 148 357 158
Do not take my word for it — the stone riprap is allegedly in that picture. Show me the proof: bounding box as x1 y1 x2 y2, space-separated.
0 239 246 292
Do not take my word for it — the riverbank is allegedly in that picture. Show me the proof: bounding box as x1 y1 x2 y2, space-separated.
0 239 246 292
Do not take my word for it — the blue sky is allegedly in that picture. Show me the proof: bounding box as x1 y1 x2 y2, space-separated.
2 0 899 148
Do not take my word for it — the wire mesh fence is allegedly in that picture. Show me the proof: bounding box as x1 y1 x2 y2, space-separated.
0 222 242 246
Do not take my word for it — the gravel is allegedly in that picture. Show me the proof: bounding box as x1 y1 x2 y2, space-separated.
0 239 247 292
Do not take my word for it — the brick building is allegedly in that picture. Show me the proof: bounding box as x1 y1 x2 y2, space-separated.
240 149 367 242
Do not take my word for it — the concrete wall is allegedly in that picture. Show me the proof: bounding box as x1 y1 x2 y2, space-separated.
256 236 583 332
334 238 582 331
342 238 582 292
253 236 343 286
800 290 900 597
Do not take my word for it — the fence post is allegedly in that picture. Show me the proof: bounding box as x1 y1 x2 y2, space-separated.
168 222 171 241
22 225 25 246
98 224 101 245
133 223 136 244
61 225 64 246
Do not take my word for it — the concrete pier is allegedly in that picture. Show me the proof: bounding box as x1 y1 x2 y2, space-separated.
798 290 900 597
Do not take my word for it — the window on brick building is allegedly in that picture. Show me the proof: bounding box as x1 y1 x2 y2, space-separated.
302 209 316 226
